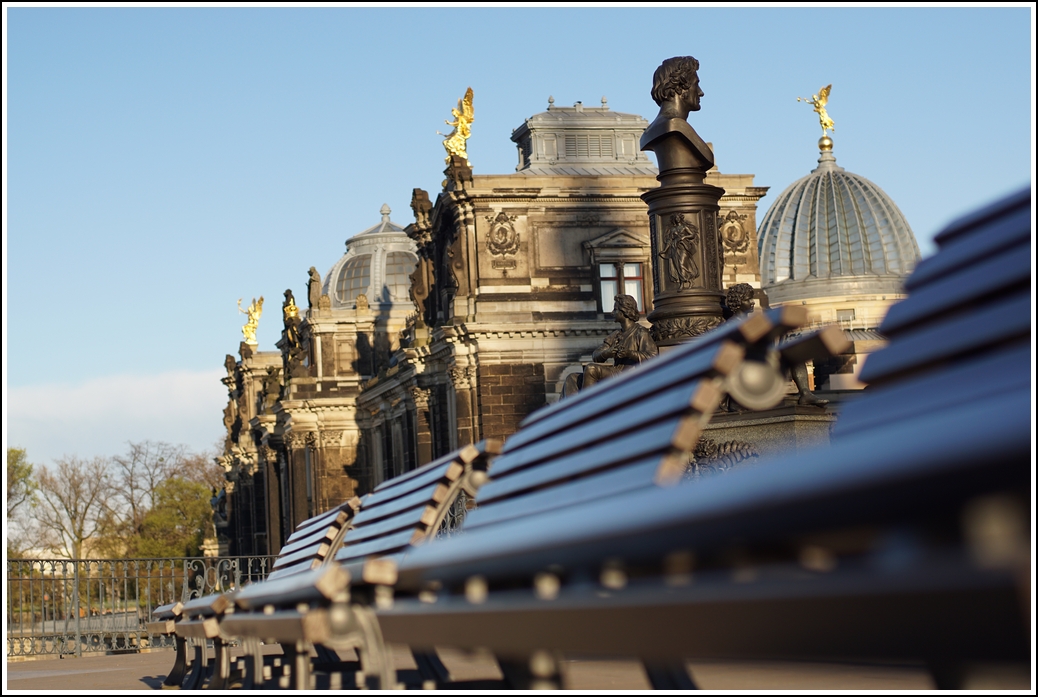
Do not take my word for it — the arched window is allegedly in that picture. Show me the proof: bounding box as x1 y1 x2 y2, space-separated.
336 255 371 303
383 252 417 301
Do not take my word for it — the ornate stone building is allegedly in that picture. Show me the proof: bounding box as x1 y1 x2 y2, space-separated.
215 98 768 556
354 98 768 482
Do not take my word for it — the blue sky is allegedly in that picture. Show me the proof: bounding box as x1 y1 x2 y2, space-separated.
4 6 1034 465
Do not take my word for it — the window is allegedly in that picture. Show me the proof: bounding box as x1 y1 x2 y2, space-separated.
599 262 645 313
564 134 614 159
836 308 856 322
383 252 417 301
336 255 371 303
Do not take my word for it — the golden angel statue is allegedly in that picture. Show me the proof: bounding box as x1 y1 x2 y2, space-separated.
798 84 835 136
441 87 474 163
238 296 264 345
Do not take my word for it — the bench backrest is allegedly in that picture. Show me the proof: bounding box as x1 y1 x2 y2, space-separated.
332 439 501 583
266 497 361 581
457 307 808 535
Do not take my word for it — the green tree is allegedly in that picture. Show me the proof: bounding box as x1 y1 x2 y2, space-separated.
6 447 37 518
135 478 213 558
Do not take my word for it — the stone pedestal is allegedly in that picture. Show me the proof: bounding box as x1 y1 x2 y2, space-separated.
643 182 727 345
700 405 837 467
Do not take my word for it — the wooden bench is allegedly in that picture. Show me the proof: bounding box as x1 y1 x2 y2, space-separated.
375 188 1031 688
158 497 358 689
146 602 184 689
219 441 500 689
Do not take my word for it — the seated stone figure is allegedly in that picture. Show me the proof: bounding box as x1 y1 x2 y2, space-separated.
563 294 658 396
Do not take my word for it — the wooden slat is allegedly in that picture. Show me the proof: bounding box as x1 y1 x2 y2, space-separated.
345 504 439 545
287 506 351 542
334 529 418 564
490 379 722 480
881 239 1030 336
152 602 183 620
234 564 350 611
476 416 693 508
463 457 659 532
266 559 321 582
834 344 1028 439
906 193 1029 291
276 525 341 563
221 608 332 645
351 482 453 528
182 591 233 618
505 342 741 454
147 619 176 635
272 541 331 571
357 461 463 515
175 617 221 640
859 292 1029 385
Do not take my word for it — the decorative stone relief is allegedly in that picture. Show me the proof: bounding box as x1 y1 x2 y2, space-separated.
285 432 305 449
410 386 431 409
305 431 319 450
684 437 759 480
320 430 344 448
719 210 749 254
486 211 520 257
659 213 701 290
650 315 723 344
449 365 477 390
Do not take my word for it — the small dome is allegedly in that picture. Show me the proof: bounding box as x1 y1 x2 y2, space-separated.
757 138 921 307
323 205 418 309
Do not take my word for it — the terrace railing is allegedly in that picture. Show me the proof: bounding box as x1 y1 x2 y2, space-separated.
6 556 275 658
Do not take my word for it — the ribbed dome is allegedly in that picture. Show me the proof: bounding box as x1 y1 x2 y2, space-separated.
323 204 417 309
757 138 920 304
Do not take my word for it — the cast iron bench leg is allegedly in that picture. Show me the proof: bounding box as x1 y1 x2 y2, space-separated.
240 638 264 690
161 634 188 689
181 638 209 690
644 661 699 689
206 638 231 690
412 649 452 689
498 651 562 690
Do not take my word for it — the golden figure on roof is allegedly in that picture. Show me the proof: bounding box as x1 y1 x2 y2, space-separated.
238 296 264 345
798 84 835 136
441 87 474 163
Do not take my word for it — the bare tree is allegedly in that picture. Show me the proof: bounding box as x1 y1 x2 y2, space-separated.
33 456 115 559
110 441 184 538
7 447 37 519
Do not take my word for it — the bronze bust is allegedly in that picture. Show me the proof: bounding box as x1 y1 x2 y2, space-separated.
640 56 714 183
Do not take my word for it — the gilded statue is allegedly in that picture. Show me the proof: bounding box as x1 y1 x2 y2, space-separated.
798 84 835 136
562 294 658 396
440 87 474 163
282 289 300 348
238 296 264 345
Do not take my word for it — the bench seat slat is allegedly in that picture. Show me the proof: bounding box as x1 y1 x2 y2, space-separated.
463 457 659 532
860 292 1029 385
272 541 331 571
395 387 1029 591
235 565 349 610
221 608 332 645
491 379 722 479
881 240 1030 335
834 344 1028 439
344 504 439 545
505 343 741 452
357 462 463 517
379 564 1025 661
151 602 183 620
335 528 419 564
267 560 322 582
338 553 407 588
181 591 233 617
175 616 221 640
477 415 696 507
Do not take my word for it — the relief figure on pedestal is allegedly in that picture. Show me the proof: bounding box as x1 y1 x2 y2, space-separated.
307 267 322 310
563 294 658 396
660 213 700 289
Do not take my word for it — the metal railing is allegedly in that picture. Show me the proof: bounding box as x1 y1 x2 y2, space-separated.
6 556 275 658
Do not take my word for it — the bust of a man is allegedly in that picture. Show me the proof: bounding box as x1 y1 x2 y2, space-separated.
640 56 714 182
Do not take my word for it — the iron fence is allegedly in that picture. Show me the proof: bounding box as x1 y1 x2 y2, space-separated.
6 555 275 658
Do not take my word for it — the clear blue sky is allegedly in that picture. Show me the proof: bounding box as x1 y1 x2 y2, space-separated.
4 6 1034 465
